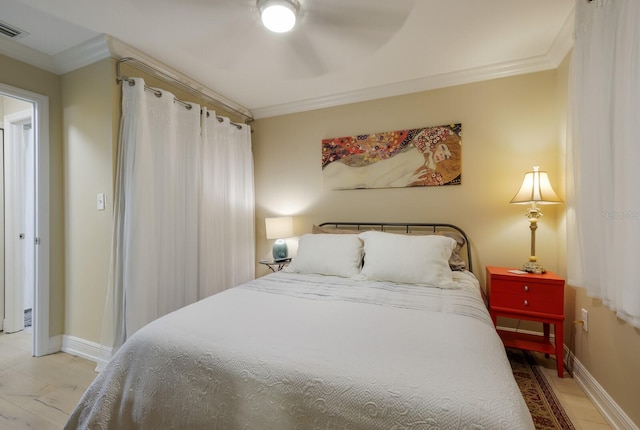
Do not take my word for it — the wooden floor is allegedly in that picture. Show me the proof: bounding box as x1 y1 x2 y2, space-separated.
0 330 97 429
0 331 613 430
531 351 613 430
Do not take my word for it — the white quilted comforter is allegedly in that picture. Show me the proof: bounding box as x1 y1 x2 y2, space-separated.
65 271 534 430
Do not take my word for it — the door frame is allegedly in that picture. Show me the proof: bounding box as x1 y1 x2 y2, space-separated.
0 83 50 357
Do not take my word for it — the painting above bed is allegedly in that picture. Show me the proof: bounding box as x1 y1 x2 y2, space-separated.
322 123 462 190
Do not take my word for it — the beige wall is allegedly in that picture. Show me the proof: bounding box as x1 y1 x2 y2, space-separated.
0 53 65 337
574 289 640 425
61 59 115 343
253 70 563 284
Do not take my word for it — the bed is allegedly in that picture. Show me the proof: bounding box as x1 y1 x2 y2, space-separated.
65 223 534 430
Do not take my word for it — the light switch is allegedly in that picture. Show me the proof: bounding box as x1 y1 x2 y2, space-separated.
97 193 106 210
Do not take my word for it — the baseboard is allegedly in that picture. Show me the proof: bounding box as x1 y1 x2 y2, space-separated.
60 335 112 372
497 326 637 430
564 346 639 430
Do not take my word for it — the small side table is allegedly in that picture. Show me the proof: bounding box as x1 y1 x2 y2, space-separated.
486 266 565 377
259 258 291 272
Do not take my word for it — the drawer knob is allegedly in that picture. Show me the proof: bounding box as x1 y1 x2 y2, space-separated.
523 299 529 306
524 285 530 292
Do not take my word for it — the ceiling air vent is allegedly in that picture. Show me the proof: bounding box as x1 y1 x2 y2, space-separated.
0 20 29 39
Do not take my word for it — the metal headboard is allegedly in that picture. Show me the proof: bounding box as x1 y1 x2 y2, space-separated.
318 222 472 273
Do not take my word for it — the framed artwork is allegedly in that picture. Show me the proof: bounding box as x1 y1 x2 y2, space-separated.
322 123 462 190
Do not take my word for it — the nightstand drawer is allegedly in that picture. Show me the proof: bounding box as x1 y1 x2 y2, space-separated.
490 290 562 314
491 279 562 299
490 279 562 314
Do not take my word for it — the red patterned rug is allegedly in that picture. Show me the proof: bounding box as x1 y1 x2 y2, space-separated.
507 348 576 430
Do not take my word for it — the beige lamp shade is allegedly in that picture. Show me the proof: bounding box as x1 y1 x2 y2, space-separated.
510 166 562 204
510 166 562 274
265 216 294 239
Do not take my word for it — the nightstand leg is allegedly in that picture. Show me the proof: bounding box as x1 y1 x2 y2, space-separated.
543 323 550 358
555 322 564 378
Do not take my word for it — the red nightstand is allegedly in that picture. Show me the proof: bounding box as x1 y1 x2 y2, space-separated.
486 266 565 377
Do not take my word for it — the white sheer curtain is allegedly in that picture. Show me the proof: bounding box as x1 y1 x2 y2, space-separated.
567 0 640 328
106 78 255 353
200 109 255 298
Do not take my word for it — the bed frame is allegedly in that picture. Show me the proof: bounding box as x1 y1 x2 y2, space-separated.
318 222 472 272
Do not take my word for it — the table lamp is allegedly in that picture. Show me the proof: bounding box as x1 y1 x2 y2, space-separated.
265 216 293 261
510 166 562 274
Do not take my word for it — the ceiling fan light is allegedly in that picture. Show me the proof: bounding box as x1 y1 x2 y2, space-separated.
260 0 297 33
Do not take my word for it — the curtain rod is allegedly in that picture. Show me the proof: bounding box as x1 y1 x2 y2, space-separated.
115 57 254 123
119 77 244 130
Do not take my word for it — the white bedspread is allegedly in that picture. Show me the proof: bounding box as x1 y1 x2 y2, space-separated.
65 271 534 430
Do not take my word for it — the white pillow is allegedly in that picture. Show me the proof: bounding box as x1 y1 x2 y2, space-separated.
284 234 363 277
358 231 459 288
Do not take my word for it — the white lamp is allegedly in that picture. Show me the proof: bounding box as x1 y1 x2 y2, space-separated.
258 0 298 33
265 216 294 260
510 166 562 274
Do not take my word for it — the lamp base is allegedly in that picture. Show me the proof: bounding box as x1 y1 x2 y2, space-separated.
272 239 288 261
521 259 546 275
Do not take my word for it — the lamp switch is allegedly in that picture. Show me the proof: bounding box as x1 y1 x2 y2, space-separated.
97 193 106 211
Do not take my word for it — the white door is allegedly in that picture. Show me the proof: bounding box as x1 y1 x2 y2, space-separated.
0 127 4 331
3 109 35 334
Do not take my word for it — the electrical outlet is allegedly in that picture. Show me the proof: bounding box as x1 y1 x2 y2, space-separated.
581 308 588 332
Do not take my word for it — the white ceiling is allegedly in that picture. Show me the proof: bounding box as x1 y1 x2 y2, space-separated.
1 0 575 119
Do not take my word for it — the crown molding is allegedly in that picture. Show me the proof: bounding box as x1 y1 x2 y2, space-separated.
52 35 111 74
252 7 575 119
1 8 575 120
253 51 572 120
251 56 552 119
0 37 57 72
0 34 111 74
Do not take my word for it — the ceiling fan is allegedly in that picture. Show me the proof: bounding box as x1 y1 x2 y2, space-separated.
135 0 416 79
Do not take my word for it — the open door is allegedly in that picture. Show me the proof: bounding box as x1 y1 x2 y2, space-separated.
0 127 4 331
3 109 35 334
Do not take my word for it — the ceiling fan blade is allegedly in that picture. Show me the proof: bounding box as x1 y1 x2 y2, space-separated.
283 30 329 78
125 0 417 80
304 0 414 50
306 0 415 32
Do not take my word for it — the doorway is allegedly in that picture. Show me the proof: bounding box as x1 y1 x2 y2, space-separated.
0 83 50 357
2 105 35 336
